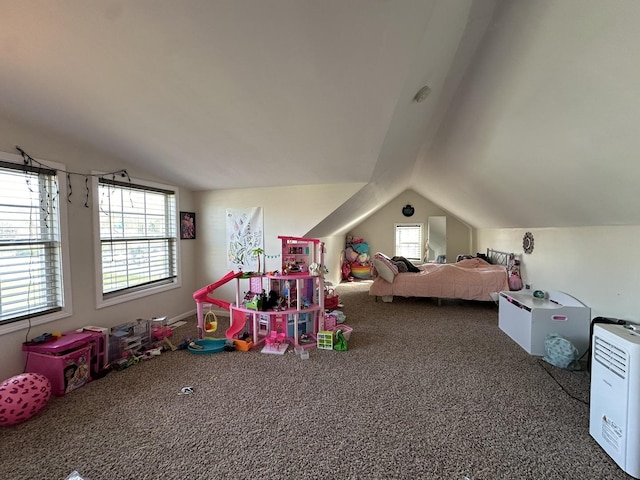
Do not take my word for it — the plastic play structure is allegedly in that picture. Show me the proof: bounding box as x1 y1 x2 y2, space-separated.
192 236 327 353
192 269 244 339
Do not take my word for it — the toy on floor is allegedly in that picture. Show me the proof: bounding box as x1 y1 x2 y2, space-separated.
265 330 286 350
163 337 178 351
178 336 195 350
341 235 372 280
149 316 172 343
317 331 334 350
232 332 253 351
178 386 194 395
294 346 310 359
334 330 348 351
187 338 226 354
261 323 288 354
0 372 52 426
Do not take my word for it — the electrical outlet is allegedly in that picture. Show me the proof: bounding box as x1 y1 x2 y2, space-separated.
525 283 532 290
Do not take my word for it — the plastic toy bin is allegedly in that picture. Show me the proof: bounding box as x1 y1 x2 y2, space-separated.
329 325 352 341
22 332 94 396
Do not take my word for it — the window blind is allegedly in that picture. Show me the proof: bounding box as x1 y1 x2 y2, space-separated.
0 163 63 324
395 223 423 260
98 179 177 298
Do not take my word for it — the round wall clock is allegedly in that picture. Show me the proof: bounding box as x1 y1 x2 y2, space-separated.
402 204 415 217
523 231 534 254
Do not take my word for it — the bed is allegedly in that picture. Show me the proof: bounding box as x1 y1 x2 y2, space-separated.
369 248 512 303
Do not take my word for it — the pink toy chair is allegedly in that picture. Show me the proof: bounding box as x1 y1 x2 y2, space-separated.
265 330 286 350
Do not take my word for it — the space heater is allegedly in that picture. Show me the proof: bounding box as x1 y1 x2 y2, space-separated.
589 323 640 478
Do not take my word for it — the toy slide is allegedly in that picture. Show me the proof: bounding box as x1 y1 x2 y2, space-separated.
193 270 243 309
193 271 244 339
226 309 248 339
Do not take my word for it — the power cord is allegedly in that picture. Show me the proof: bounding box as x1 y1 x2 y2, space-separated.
537 358 589 405
22 174 40 373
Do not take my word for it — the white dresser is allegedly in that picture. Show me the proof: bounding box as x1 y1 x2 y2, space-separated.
498 290 591 356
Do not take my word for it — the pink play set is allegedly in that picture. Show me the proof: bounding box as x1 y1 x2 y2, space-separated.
193 236 338 354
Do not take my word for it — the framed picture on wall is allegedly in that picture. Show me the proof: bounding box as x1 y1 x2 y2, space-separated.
180 211 196 239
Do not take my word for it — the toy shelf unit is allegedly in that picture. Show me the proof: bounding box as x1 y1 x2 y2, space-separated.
109 319 150 364
106 318 173 365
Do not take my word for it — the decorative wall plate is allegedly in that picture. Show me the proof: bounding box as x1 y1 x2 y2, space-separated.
402 204 415 217
523 231 534 254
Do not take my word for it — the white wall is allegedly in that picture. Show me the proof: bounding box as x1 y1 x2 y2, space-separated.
413 1 640 230
350 189 471 262
0 115 198 380
477 226 640 321
317 235 346 288
194 183 363 303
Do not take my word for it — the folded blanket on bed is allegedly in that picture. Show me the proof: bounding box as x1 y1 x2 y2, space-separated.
391 256 420 273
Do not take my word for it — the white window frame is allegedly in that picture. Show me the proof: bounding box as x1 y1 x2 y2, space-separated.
0 151 72 335
93 174 181 309
394 223 423 261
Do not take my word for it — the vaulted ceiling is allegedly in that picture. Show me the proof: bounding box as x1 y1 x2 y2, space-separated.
2 0 639 235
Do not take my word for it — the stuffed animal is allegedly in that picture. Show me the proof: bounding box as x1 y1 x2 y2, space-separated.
344 246 359 263
357 252 370 264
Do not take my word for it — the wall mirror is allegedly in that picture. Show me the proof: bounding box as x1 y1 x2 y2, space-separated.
427 216 446 263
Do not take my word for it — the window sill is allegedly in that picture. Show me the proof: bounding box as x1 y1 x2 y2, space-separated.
97 280 181 309
0 308 73 336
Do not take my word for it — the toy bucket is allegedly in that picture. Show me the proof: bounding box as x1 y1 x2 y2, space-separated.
324 288 340 310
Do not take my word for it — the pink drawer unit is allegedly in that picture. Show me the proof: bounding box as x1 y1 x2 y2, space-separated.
22 332 94 396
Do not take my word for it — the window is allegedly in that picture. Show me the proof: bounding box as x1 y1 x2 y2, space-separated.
95 176 179 306
0 153 71 330
394 223 423 261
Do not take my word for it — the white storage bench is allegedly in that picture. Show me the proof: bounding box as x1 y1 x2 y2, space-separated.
498 290 591 356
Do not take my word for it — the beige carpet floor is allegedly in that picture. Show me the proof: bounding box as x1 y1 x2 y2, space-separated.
0 280 626 479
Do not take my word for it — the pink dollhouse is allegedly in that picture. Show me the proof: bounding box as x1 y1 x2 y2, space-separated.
193 236 327 353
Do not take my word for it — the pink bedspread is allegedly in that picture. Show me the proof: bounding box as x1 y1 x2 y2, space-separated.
368 258 509 301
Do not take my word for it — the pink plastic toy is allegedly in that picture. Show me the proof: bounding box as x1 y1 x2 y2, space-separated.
22 332 93 396
264 330 286 350
193 270 243 339
0 372 51 426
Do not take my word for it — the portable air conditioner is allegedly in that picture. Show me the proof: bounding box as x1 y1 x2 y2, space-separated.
589 323 640 478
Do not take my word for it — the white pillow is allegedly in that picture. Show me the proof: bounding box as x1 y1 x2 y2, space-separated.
374 253 398 283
